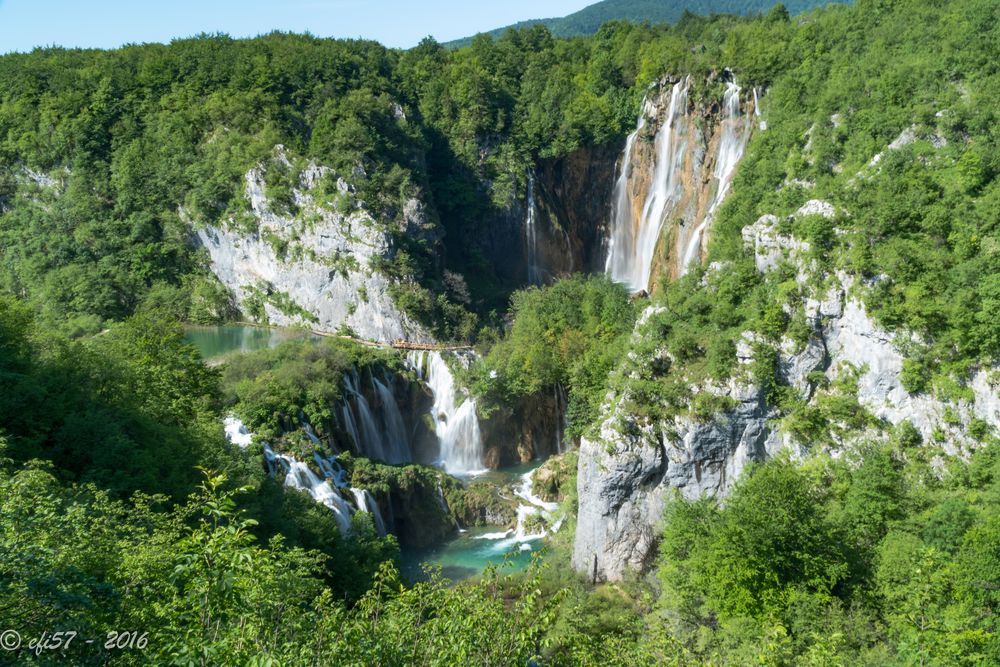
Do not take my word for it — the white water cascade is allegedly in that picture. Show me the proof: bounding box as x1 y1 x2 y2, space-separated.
605 78 690 292
262 443 353 535
351 488 387 536
474 467 563 552
223 416 394 537
407 351 486 476
680 80 753 274
340 368 411 465
753 86 766 130
525 172 541 285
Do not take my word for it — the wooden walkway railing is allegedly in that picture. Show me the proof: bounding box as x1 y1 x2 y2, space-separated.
310 330 473 352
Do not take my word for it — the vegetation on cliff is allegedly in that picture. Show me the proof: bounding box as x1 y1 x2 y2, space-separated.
2 0 1000 663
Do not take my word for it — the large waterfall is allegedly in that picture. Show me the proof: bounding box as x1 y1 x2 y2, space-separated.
340 368 411 465
680 80 752 274
407 351 486 476
604 74 756 290
605 78 690 292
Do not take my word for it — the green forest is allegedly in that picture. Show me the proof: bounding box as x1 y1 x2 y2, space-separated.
3 0 1000 664
444 0 844 46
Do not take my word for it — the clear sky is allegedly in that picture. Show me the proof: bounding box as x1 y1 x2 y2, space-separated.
0 0 596 53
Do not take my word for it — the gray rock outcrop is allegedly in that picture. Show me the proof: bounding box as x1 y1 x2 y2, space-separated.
195 153 430 343
574 209 1000 582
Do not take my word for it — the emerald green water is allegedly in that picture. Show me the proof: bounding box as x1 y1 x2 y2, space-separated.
183 325 315 360
401 461 548 584
400 525 540 583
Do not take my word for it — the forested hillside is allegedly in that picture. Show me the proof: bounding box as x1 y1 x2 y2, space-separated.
2 0 1000 664
444 0 845 47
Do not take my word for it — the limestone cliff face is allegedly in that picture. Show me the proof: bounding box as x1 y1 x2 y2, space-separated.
195 153 432 344
573 200 1000 582
531 144 621 278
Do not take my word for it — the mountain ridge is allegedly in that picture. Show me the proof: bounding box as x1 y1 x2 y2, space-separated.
443 0 848 47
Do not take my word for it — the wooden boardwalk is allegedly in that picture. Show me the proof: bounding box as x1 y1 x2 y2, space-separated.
310 330 473 352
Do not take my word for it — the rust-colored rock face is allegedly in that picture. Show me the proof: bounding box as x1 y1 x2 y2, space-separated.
605 75 758 293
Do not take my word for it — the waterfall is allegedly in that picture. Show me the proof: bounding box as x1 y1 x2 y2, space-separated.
350 488 387 536
263 443 352 535
474 468 563 552
372 375 410 463
680 80 752 275
224 416 253 448
525 172 541 285
341 367 411 465
407 351 486 476
224 417 360 537
753 87 767 130
605 79 690 292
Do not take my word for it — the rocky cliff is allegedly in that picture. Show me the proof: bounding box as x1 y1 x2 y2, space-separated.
196 150 432 344
574 197 1000 582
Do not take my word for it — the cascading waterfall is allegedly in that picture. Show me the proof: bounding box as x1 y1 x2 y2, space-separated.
407 351 486 476
350 488 387 536
340 367 411 465
605 79 690 292
680 80 753 274
525 172 541 285
224 416 253 448
223 416 364 535
474 468 563 552
263 443 353 535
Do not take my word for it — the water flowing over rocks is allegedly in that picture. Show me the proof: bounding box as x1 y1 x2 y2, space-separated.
604 73 756 292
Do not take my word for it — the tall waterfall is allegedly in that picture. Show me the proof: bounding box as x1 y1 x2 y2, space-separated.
525 172 541 285
407 351 486 476
605 79 690 292
680 81 753 274
340 368 411 465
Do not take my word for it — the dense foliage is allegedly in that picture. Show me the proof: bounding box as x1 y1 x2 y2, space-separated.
654 437 1000 664
467 275 636 437
445 0 844 46
3 0 1000 664
0 4 842 338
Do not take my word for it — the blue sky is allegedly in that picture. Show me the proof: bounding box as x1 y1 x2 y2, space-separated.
0 0 595 53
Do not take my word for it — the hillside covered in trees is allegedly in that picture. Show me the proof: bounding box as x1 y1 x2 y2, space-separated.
2 0 1000 664
444 0 846 47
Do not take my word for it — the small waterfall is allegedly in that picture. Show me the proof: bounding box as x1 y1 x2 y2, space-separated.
224 416 253 448
407 351 486 476
680 80 752 275
474 468 563 552
341 367 411 465
525 172 541 285
753 87 767 130
372 375 410 463
263 443 352 535
350 488 387 536
229 417 355 534
605 79 690 292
